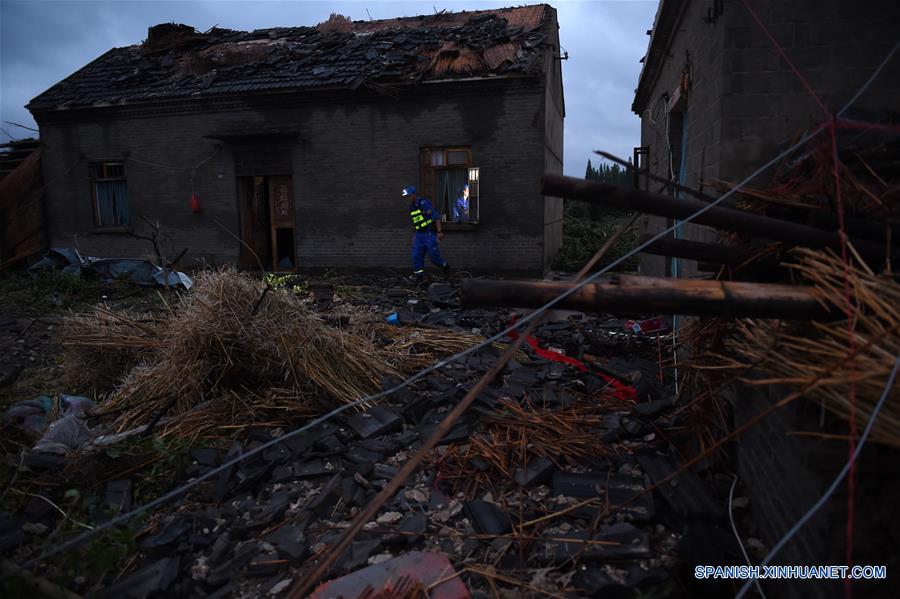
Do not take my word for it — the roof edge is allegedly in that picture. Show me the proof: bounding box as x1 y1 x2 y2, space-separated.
631 0 686 116
27 74 542 123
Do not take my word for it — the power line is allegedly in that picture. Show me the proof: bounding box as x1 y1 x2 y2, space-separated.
13 23 900 579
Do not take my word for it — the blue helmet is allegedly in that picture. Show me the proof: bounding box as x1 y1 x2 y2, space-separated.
402 186 417 197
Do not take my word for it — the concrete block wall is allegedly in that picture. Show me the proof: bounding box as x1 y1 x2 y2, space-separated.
732 384 838 599
37 78 552 275
719 0 900 183
635 5 900 594
732 383 900 598
637 0 900 277
291 83 548 274
637 0 726 278
39 115 239 265
541 12 565 271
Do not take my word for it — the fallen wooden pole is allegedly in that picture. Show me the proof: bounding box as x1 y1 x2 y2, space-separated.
461 276 831 320
638 235 750 265
541 173 887 259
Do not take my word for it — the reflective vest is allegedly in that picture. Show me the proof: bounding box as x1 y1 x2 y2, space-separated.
410 202 434 231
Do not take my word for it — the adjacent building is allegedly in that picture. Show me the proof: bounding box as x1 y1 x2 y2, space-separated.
632 4 900 597
28 5 564 274
633 0 899 278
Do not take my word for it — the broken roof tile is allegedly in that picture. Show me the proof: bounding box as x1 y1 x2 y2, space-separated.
29 4 553 112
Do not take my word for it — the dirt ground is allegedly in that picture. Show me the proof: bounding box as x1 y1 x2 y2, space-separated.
0 273 168 412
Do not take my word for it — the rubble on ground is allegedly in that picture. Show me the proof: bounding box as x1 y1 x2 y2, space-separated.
0 271 744 597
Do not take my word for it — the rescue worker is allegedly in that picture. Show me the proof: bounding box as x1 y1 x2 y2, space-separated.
403 186 449 284
452 183 470 222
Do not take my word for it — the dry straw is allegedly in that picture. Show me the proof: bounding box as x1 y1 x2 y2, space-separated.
723 248 900 446
65 269 399 437
61 269 521 438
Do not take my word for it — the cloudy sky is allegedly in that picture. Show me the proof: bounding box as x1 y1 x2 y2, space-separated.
0 0 657 175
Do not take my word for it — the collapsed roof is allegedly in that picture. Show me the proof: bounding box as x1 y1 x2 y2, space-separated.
28 4 553 113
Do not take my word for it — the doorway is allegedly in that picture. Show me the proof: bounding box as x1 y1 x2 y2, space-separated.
236 175 296 271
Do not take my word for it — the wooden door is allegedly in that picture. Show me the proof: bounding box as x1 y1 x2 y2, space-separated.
268 176 295 270
237 176 272 270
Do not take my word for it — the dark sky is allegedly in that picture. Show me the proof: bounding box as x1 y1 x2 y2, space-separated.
0 0 657 175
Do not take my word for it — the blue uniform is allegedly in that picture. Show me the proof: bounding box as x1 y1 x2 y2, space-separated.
452 195 469 222
409 197 447 276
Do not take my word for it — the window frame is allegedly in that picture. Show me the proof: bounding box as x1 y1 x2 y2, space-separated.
89 161 130 229
420 146 480 226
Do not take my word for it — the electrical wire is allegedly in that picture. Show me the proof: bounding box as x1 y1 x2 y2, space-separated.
735 356 900 599
729 474 768 599
19 26 899 576
837 41 899 120
644 94 668 130
6 122 827 578
124 146 222 172
15 35 896 575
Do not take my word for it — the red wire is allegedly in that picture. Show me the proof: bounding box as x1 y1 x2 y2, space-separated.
738 0 831 119
835 118 900 134
829 120 858 598
738 5 865 589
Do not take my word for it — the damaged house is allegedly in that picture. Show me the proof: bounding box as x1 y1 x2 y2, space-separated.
26 5 564 274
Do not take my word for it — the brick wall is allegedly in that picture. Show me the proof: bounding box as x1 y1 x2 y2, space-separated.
636 3 900 593
37 77 552 275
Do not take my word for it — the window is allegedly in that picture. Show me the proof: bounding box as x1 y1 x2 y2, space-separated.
89 162 129 227
420 147 480 224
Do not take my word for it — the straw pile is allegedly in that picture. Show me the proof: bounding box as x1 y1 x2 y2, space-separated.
715 138 900 218
62 270 526 439
64 269 400 437
377 326 528 369
681 136 900 449
61 308 163 391
433 396 620 493
721 248 900 446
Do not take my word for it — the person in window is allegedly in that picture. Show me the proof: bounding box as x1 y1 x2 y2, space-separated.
452 184 470 223
403 186 449 284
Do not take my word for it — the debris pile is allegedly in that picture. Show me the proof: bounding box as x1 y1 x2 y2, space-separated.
0 140 44 270
29 247 193 289
0 266 738 597
102 344 696 598
2 259 749 599
433 397 620 493
61 270 537 439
